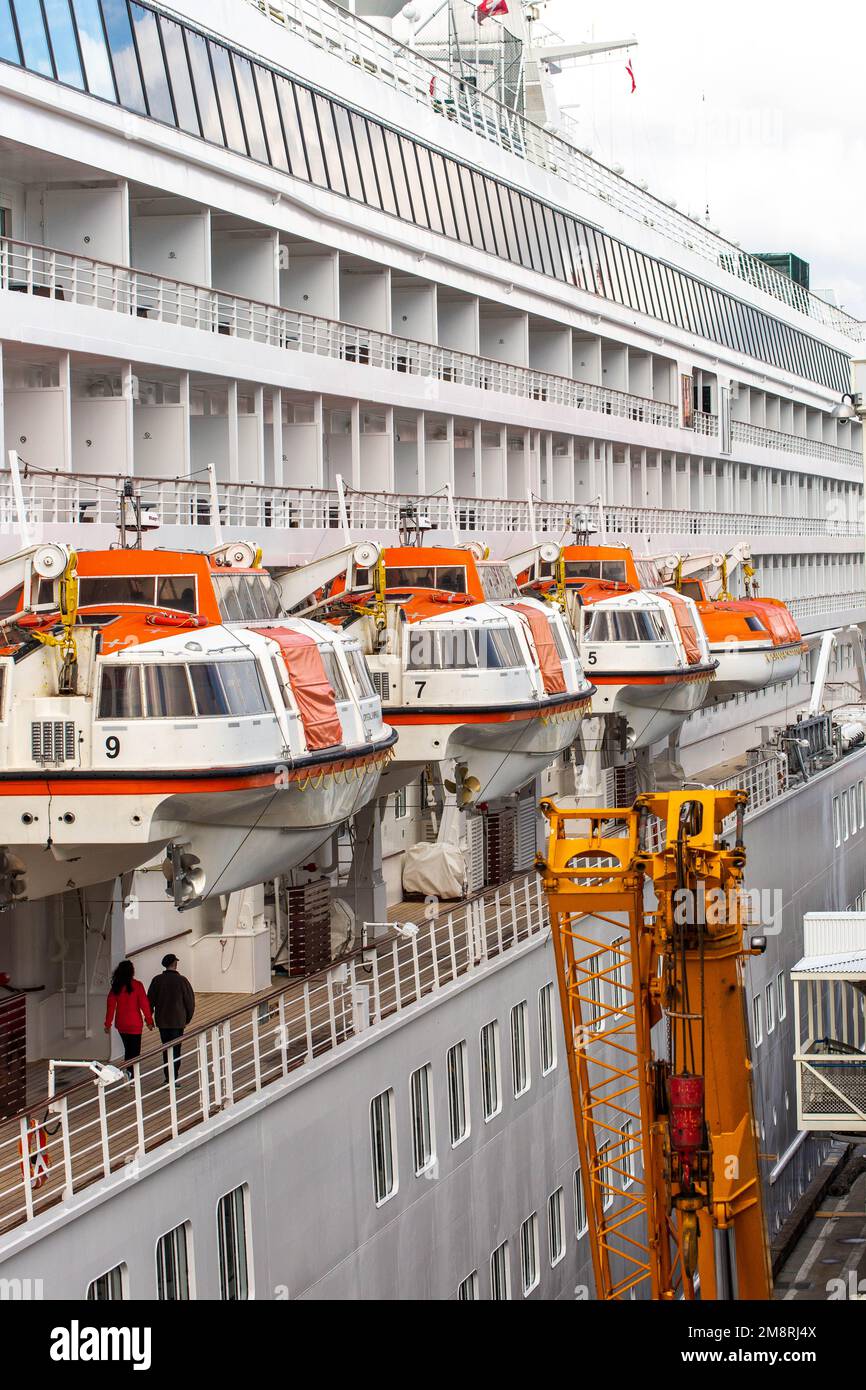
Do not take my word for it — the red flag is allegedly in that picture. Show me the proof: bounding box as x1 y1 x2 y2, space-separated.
626 59 637 94
476 0 508 23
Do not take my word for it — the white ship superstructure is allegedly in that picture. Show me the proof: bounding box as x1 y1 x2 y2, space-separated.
0 0 863 1301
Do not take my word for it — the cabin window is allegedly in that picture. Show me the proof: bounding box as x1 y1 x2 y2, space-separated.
156 1222 192 1301
599 1141 614 1211
385 565 467 593
79 576 153 607
410 1064 436 1176
547 1188 566 1267
212 574 282 622
318 647 350 702
157 576 198 613
447 1041 470 1148
370 1089 397 1205
766 982 776 1035
143 664 195 718
622 1120 636 1189
752 994 763 1046
574 1168 588 1237
98 665 144 719
520 1214 540 1296
86 1264 127 1300
510 1001 531 1099
480 1020 502 1122
348 648 376 700
216 1186 251 1300
777 973 787 1021
490 1242 511 1300
457 1272 479 1301
538 983 557 1076
215 661 270 716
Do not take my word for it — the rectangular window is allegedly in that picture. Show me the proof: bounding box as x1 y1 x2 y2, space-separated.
490 1241 511 1300
410 1064 436 1176
480 1020 501 1121
538 983 557 1075
457 1271 479 1300
156 1222 192 1300
158 15 199 135
574 1168 588 1238
143 664 195 719
599 1141 614 1211
547 1188 565 1267
860 782 865 830
185 30 223 144
447 1040 470 1147
232 54 268 163
588 953 605 1033
370 1088 397 1204
833 796 841 849
86 1264 126 1300
609 938 627 1014
766 981 776 1035
0 0 21 64
510 1000 531 1098
43 0 84 88
208 41 246 154
98 664 143 719
777 973 787 1021
753 994 763 1046
216 1186 250 1300
15 0 54 76
100 0 147 114
520 1213 540 1295
622 1120 636 1189
129 3 173 124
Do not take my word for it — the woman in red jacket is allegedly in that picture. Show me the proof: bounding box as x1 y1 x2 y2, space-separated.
104 960 154 1070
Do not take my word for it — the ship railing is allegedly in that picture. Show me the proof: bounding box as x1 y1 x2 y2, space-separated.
244 0 862 342
788 592 866 620
0 873 547 1235
1 467 863 543
796 1050 866 1129
2 235 863 473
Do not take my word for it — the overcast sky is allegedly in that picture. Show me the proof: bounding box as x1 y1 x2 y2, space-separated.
541 0 866 320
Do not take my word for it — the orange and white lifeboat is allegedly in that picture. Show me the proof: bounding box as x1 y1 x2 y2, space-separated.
318 546 595 802
577 587 717 748
0 544 395 907
678 582 806 701
509 544 715 749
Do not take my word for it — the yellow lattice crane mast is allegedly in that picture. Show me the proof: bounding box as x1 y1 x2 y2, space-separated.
537 791 772 1301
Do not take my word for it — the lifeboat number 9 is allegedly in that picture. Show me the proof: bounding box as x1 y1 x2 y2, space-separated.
105 736 121 760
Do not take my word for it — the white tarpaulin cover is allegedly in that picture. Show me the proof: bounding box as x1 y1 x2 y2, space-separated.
402 842 467 901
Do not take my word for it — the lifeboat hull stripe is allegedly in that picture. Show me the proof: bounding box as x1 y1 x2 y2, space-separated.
591 668 716 686
385 693 594 724
0 737 397 794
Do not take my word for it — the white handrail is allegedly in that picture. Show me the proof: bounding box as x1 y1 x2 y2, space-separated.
1 236 861 472
0 872 547 1235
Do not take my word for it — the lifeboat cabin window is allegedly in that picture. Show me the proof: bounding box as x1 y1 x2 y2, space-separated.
77 576 198 612
347 648 377 700
563 560 629 584
318 647 350 702
585 610 667 644
213 574 282 622
384 566 467 594
98 661 271 719
407 626 522 671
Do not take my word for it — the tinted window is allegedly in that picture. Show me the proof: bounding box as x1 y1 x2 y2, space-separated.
218 660 269 715
98 665 143 718
189 663 230 716
14 0 53 75
143 664 194 717
319 647 349 701
79 576 152 606
185 31 223 144
253 66 287 170
208 41 245 153
158 15 199 135
233 54 267 163
157 575 197 612
43 0 84 87
129 3 173 124
100 0 146 113
0 0 21 64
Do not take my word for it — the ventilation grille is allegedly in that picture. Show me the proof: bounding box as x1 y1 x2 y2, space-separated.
465 817 486 896
370 670 390 703
31 720 76 765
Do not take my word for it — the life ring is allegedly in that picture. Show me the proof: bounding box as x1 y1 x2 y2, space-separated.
430 591 474 606
145 611 208 629
18 1119 51 1190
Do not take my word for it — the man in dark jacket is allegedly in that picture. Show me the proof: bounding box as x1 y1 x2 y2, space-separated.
147 954 196 1085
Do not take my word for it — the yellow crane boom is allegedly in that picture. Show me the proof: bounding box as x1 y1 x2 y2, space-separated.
537 791 772 1301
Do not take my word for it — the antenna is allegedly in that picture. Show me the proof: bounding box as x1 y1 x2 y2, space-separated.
444 481 460 544
335 474 353 545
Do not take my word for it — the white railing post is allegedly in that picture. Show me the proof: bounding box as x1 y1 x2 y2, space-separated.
198 1033 211 1120
302 981 313 1062
57 1094 74 1200
277 994 289 1076
96 1083 111 1179
132 1063 146 1157
252 1008 263 1091
221 1021 234 1105
18 1116 35 1221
